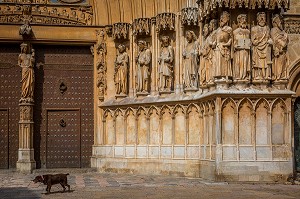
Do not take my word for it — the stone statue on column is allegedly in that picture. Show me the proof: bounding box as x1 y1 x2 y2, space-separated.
115 44 129 96
158 35 174 92
136 40 151 94
233 14 251 81
182 30 199 89
215 11 232 77
271 14 289 81
17 42 36 172
251 12 272 81
18 42 35 103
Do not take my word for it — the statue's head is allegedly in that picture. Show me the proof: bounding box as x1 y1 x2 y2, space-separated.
203 24 210 37
237 14 247 29
186 30 197 43
161 35 170 47
20 43 28 53
257 12 266 27
272 14 283 30
117 44 126 53
209 19 218 32
138 40 147 51
220 11 230 27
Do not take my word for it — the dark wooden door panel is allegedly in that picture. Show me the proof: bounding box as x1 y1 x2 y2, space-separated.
47 110 81 168
0 109 9 169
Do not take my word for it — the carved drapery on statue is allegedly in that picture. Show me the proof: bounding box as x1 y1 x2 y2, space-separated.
19 42 35 103
182 30 199 90
251 12 272 81
214 11 233 77
200 23 212 86
136 40 151 94
158 35 174 92
271 14 289 81
114 44 129 96
233 14 251 81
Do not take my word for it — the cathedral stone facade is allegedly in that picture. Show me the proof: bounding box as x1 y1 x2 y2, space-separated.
1 0 300 182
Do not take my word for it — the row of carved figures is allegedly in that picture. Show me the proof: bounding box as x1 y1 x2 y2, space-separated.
111 11 289 96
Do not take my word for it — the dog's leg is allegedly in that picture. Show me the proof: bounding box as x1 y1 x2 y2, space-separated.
67 184 70 192
60 183 66 192
46 184 51 193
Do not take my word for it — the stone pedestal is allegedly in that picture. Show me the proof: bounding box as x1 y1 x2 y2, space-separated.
136 91 149 98
17 100 36 173
184 87 198 94
115 93 128 99
252 79 270 89
214 76 232 90
235 79 249 89
273 79 289 90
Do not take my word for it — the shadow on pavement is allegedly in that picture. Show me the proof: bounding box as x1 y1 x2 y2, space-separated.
0 187 41 199
42 190 75 195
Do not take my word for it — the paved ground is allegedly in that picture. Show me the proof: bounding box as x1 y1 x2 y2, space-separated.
0 169 300 199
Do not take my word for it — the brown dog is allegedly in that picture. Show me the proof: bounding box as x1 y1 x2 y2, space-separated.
32 173 70 193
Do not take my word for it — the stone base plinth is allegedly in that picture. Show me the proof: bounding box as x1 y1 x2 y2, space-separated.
159 90 173 96
214 76 233 89
252 79 270 89
136 92 149 98
184 87 198 94
17 149 35 173
234 79 250 89
115 93 128 99
273 79 289 90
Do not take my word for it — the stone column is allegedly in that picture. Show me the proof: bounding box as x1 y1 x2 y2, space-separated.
17 101 36 172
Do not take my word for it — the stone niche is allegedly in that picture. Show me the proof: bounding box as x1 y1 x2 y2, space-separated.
92 0 294 182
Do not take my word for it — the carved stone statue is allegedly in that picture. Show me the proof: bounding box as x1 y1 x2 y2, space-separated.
233 14 251 81
18 43 35 101
207 19 218 83
158 35 174 92
200 22 214 86
182 30 199 89
251 12 272 81
215 11 232 77
271 14 289 81
115 44 129 95
136 40 151 93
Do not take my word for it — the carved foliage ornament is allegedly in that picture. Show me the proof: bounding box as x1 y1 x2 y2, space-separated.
156 13 175 32
112 23 131 40
181 7 198 26
133 18 151 36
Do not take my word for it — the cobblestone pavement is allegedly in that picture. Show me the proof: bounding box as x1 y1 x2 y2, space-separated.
0 169 300 199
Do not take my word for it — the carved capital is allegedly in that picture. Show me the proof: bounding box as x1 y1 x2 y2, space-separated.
156 12 175 32
112 22 131 40
181 7 198 26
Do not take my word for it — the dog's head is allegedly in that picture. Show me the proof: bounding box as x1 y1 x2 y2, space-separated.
32 175 44 183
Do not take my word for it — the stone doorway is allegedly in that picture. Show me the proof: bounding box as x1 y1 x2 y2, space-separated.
33 45 94 169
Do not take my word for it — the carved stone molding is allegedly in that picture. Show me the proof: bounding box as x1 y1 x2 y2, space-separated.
196 0 289 19
0 2 93 26
181 7 198 26
156 12 175 32
133 18 151 36
112 22 131 40
284 15 300 34
95 29 107 101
